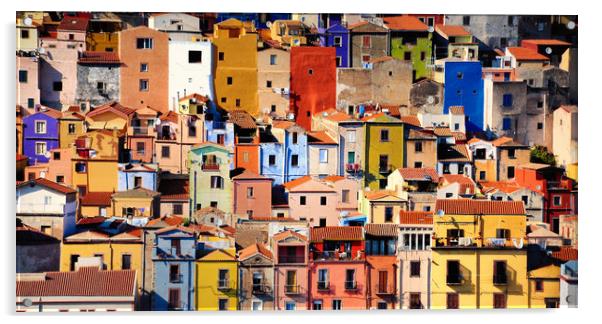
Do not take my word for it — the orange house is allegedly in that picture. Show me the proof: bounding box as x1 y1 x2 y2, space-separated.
119 26 169 112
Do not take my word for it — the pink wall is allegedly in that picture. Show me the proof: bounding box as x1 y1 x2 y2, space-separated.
328 178 360 211
24 148 73 185
288 191 339 226
232 178 273 217
309 261 367 310
17 56 40 109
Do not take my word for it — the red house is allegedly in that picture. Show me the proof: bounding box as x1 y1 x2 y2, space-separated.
514 163 577 233
308 226 366 310
290 47 336 130
405 14 444 28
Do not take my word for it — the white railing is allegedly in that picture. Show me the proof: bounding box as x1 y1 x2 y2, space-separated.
16 203 65 214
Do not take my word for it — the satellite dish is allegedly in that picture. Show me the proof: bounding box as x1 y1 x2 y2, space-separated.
22 298 32 307
437 209 445 217
545 47 553 55
266 21 272 28
427 26 434 33
44 151 51 159
567 21 576 30
38 47 45 55
24 17 33 26
427 96 435 104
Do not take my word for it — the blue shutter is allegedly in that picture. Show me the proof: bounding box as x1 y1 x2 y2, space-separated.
502 118 512 130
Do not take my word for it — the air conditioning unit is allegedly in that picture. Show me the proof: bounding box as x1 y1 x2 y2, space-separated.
281 88 290 95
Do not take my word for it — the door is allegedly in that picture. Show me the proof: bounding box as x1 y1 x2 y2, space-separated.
378 270 388 293
168 288 181 310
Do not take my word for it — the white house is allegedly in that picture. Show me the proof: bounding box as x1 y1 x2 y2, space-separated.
16 178 77 239
168 40 215 111
148 13 203 41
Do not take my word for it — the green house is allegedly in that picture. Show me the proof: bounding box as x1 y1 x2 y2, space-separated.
384 16 433 81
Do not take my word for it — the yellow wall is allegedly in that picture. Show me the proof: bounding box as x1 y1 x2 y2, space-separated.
72 159 119 192
528 264 560 308
112 197 155 218
474 160 497 182
59 119 85 149
195 258 238 310
567 163 578 182
365 121 404 191
86 32 119 52
433 214 526 247
369 201 405 224
81 205 113 218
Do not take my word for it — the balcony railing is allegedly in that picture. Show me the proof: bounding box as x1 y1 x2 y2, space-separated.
201 163 220 171
252 284 272 294
169 274 183 283
278 255 305 264
446 274 464 285
16 203 65 214
312 250 360 261
218 279 230 290
344 281 358 291
493 274 508 285
346 163 360 173
317 281 330 291
158 133 177 141
284 284 301 294
376 284 396 295
131 126 150 135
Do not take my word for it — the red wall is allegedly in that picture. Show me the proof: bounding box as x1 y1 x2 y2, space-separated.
234 144 260 174
290 47 336 130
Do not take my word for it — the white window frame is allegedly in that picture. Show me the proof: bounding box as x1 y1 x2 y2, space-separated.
35 120 47 134
252 300 263 311
319 149 328 163
347 130 356 143
35 141 47 155
333 36 342 47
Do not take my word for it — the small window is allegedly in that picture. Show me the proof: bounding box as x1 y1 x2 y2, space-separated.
319 149 328 163
447 293 459 309
308 69 313 75
53 151 61 160
235 99 241 107
218 52 224 61
35 121 46 134
420 51 426 61
415 142 423 153
221 97 227 103
410 261 421 277
140 63 148 72
457 72 463 80
537 122 543 130
380 129 389 142
161 146 170 158
136 38 153 49
385 207 393 222
291 154 299 166
414 161 422 168
508 148 516 159
537 101 544 108
121 254 131 270
53 81 63 92
404 52 411 60
300 196 306 205
188 50 203 63
507 166 515 179
362 35 371 48
553 196 561 206
379 179 388 190
35 142 47 155
463 16 470 26
502 118 512 130
68 34 74 40
18 70 27 83
479 171 486 180
270 105 276 113
266 80 272 88
333 36 342 47
56 175 65 183
247 187 254 198
270 54 277 65
535 279 544 292
227 76 233 85
335 56 342 67
27 98 34 108
139 79 149 91
172 203 183 215
342 190 349 203
503 94 513 107
21 29 30 39
268 155 276 166
320 196 327 205
210 176 224 189
362 55 371 63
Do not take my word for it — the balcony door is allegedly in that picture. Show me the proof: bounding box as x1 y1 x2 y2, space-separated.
378 270 388 293
168 288 181 310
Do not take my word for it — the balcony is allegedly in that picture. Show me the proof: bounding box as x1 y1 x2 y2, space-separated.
317 281 330 291
252 284 272 295
345 163 360 173
217 279 231 290
379 164 393 174
312 250 361 261
16 203 65 215
446 274 464 286
157 133 177 141
376 284 396 295
131 126 150 136
284 284 301 295
201 163 220 171
278 255 305 264
344 281 358 291
493 274 508 285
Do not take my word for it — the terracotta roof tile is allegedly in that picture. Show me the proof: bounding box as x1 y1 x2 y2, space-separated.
397 168 439 182
433 127 453 137
435 24 471 37
384 16 429 31
282 175 312 190
399 211 434 225
399 115 421 127
507 47 550 61
232 169 270 181
408 129 436 139
78 51 120 64
112 187 160 199
452 132 467 142
438 144 471 162
229 110 257 129
80 192 112 206
158 178 189 201
364 190 399 200
76 216 107 226
179 93 209 103
479 181 524 194
551 247 578 262
17 178 76 195
159 110 179 123
146 216 185 228
347 21 369 29
273 230 308 242
16 267 135 297
319 108 356 123
238 243 273 261
272 120 297 130
58 16 89 31
369 56 394 64
310 226 363 242
322 175 345 183
441 174 478 195
521 39 572 46
307 131 336 144
365 224 398 237
435 199 526 215
449 106 465 115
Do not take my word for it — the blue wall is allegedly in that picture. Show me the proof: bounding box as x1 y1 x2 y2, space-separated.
284 129 308 183
23 112 60 164
118 166 158 191
324 24 350 68
152 229 196 311
259 142 284 185
443 61 484 131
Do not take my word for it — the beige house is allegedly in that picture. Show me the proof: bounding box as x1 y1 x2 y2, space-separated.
358 190 408 224
387 168 439 213
405 129 437 169
257 46 290 119
552 105 578 170
111 187 161 223
307 131 338 177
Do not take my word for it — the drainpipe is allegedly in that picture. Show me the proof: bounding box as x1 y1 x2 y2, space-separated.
142 229 147 310
399 257 404 309
427 256 431 309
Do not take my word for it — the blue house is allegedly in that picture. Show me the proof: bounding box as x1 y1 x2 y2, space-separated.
23 108 61 164
443 60 484 131
118 163 159 191
324 24 350 67
151 226 197 311
259 122 308 186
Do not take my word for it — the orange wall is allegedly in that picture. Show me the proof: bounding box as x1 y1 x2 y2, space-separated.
234 144 259 174
119 27 169 112
232 178 272 217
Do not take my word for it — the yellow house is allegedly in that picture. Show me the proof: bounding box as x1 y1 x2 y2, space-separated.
431 199 529 309
527 253 561 308
177 93 209 115
362 113 405 191
195 249 238 311
80 192 114 218
72 158 119 194
212 18 258 116
59 111 86 148
269 20 307 47
17 15 40 51
358 190 407 224
60 227 144 293
111 187 161 220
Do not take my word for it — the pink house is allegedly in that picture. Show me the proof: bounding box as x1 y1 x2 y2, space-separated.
23 147 74 186
232 169 273 219
322 175 361 213
283 176 339 227
273 230 309 310
17 55 40 110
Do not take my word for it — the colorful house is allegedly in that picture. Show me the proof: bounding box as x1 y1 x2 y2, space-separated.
387 167 439 212
76 51 121 108
283 176 339 227
188 142 234 214
231 110 260 173
155 109 205 174
384 16 432 81
307 131 338 177
552 105 578 173
405 129 437 169
290 46 336 130
17 54 40 110
430 199 529 309
237 243 275 310
257 46 290 119
23 108 61 164
118 163 159 191
71 130 121 195
111 187 161 226
232 169 273 219
527 250 561 308
442 60 484 131
348 21 389 68
152 226 197 311
362 113 404 191
212 18 258 115
308 226 366 310
480 181 545 222
433 25 477 61
127 107 160 163
80 192 113 218
24 147 74 186
196 248 238 311
86 13 122 52
168 40 214 111
269 20 308 47
58 110 85 149
272 229 309 310
365 224 398 309
358 190 407 224
158 175 190 219
324 24 350 67
259 121 308 185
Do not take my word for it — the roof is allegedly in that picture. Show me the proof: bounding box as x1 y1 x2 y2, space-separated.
58 16 89 31
272 120 297 130
347 21 369 29
441 174 478 195
16 267 135 297
519 163 554 171
435 24 471 37
528 226 561 239
321 109 356 123
282 175 312 190
322 175 345 183
154 225 196 236
435 199 526 215
433 127 453 137
399 211 434 225
199 249 237 262
521 39 572 46
17 178 76 195
195 206 225 216
310 226 363 243
229 110 257 129
273 230 308 242
551 247 578 262
449 106 465 115
560 105 578 113
399 115 421 127
238 243 273 261
384 16 429 31
307 131 336 144
408 129 436 140
231 169 270 181
179 93 209 104
365 224 398 237
112 187 160 199
87 101 136 119
361 112 401 123
480 181 524 195
158 178 189 201
438 144 471 162
17 222 60 244
80 192 112 206
369 56 394 64
397 168 439 182
146 216 184 228
32 108 62 119
507 47 550 61
78 51 121 64
364 190 400 200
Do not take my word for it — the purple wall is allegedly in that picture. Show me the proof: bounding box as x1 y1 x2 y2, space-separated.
23 111 60 164
324 24 350 67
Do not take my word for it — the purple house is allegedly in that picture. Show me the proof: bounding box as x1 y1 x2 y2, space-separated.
324 24 350 67
23 108 61 164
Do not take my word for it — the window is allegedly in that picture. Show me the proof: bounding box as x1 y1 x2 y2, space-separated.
252 300 262 311
503 94 513 107
414 161 422 168
136 142 145 155
362 35 371 48
136 38 153 49
535 279 544 292
188 50 202 63
333 36 342 47
291 154 299 166
553 196 561 206
171 239 181 255
493 293 507 308
285 301 296 310
380 129 389 142
379 154 389 172
139 79 149 91
134 176 142 188
502 118 512 130
507 166 515 179
40 226 51 235
362 55 371 63
385 207 393 222
410 293 422 309
268 155 276 166
457 72 463 79
66 122 77 134
507 16 515 26
210 201 218 208
140 63 148 72
247 187 254 198
235 99 241 107
308 69 313 75
218 299 228 311
463 16 470 26
342 190 349 203
537 122 543 130
218 52 224 61
420 51 426 61
292 132 298 144
335 56 342 67
545 298 559 308
227 76 233 85
21 29 29 39
35 121 46 134
377 302 387 310
270 105 276 113
493 261 508 285
161 146 170 158
168 289 181 310
407 261 421 277
69 254 79 271
18 70 27 83
320 196 327 205
447 260 461 284
415 142 423 153
319 149 328 163
53 81 62 92
347 130 356 143
27 98 34 108
35 142 47 155
56 175 65 183
379 179 388 190
500 37 508 48
270 54 277 65
404 52 411 60
317 269 328 290
447 293 459 309
347 151 355 164
172 204 183 215
479 171 486 181
210 176 224 189
300 196 306 205
332 300 342 310
312 300 323 310
121 254 131 270
266 80 272 88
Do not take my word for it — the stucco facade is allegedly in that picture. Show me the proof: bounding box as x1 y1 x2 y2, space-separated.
168 41 214 110
552 106 578 169
445 15 519 50
23 110 61 165
363 114 405 191
188 142 233 213
232 170 273 218
483 79 530 145
258 47 290 119
17 55 40 109
349 21 389 68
